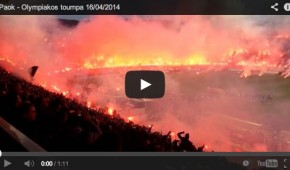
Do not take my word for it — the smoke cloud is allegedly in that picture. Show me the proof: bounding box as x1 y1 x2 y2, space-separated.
1 15 290 151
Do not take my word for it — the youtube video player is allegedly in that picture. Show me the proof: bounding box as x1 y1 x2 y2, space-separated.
0 0 290 169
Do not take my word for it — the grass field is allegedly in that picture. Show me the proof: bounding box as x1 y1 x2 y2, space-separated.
168 70 290 130
170 70 290 99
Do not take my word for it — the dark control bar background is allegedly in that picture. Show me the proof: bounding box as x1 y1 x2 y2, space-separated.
1 156 289 170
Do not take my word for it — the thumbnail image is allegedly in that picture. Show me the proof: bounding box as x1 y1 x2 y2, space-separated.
0 15 290 152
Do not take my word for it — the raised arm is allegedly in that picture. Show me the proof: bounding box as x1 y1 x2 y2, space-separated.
177 131 184 139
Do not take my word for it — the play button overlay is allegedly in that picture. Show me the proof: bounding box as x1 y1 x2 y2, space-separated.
125 71 165 98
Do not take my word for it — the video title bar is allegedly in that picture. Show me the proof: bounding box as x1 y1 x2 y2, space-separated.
0 0 289 15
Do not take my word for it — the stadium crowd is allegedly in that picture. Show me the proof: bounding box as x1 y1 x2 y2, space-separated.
0 67 204 152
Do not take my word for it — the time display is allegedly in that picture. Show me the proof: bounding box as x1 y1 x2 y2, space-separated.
40 161 69 167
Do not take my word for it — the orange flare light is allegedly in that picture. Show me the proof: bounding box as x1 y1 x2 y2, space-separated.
108 107 114 116
127 116 134 122
87 101 91 108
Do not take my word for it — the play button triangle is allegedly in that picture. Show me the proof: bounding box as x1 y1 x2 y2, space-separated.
140 79 151 90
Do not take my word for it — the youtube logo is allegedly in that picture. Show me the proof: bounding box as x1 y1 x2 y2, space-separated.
125 71 165 99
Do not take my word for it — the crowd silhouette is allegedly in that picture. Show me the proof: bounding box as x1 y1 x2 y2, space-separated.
0 67 204 152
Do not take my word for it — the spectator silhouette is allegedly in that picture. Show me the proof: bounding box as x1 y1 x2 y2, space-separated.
0 67 204 152
177 131 197 151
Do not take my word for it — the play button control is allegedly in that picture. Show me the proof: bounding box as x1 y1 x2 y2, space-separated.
125 71 165 99
4 159 12 168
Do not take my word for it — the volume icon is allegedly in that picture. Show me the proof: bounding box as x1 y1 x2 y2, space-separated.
24 160 35 168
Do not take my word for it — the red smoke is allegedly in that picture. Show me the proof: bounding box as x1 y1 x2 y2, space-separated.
1 15 290 151
0 16 289 74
